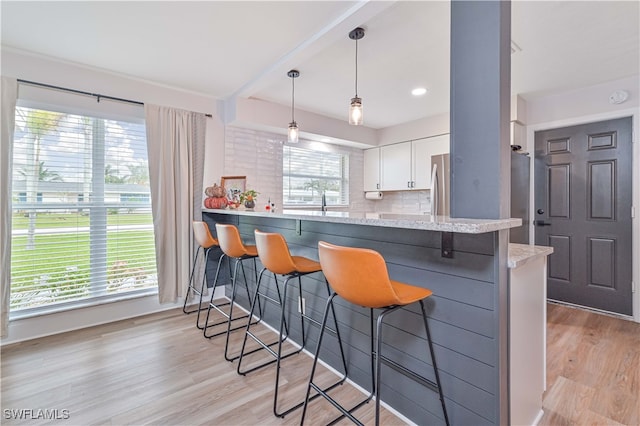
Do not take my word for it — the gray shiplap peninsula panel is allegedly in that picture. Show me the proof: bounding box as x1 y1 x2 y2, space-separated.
204 212 502 425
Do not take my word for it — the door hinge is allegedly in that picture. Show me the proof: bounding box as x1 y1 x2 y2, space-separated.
633 281 636 293
632 206 636 219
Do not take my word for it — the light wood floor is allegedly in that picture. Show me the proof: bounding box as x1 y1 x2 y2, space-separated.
0 304 402 425
2 302 639 425
538 303 640 426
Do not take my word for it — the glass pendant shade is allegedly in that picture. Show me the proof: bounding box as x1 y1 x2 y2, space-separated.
287 69 300 143
349 97 363 126
288 121 299 144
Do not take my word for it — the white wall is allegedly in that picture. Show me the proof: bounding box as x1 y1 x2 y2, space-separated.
1 49 225 344
377 112 450 146
525 75 639 125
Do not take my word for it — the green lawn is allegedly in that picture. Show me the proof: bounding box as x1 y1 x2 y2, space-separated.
11 228 156 309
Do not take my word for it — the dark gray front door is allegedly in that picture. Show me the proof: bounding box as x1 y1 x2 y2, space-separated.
534 117 633 315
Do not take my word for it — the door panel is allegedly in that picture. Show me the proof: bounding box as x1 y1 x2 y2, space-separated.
588 237 615 289
535 117 633 315
548 235 571 282
588 160 615 220
548 164 570 218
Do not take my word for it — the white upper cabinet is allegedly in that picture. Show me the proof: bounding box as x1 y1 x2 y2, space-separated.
363 147 381 191
363 134 450 192
381 142 412 190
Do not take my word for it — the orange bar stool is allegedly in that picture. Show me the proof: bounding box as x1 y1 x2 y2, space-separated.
236 230 348 418
203 223 261 362
182 221 221 328
301 241 450 426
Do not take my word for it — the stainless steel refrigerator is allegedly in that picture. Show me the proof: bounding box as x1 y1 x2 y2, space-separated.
429 151 530 243
510 151 530 244
430 153 450 216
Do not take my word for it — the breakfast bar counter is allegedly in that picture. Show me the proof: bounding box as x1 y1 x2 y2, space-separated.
204 208 522 233
202 208 548 425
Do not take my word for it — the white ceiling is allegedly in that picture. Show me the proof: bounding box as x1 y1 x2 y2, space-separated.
2 1 638 130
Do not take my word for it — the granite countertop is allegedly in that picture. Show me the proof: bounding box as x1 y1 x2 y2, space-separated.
203 208 522 234
508 243 554 269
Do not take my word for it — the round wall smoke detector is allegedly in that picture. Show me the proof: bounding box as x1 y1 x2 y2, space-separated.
608 90 629 105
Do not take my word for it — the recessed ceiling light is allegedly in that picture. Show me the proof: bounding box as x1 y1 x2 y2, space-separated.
411 87 428 96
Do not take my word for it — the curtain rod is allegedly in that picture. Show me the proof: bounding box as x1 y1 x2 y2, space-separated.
17 79 213 117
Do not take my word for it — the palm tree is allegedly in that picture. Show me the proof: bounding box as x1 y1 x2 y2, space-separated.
19 161 63 182
22 110 63 250
304 179 339 202
104 164 127 184
126 163 149 185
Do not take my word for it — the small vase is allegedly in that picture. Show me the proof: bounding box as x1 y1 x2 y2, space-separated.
244 200 255 209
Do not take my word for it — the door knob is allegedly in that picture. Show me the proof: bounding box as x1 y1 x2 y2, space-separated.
537 209 544 215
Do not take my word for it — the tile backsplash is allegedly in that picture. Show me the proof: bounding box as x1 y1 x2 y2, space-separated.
223 126 369 212
371 190 431 214
221 126 431 214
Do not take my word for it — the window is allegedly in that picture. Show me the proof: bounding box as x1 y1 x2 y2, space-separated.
10 105 157 314
283 145 349 206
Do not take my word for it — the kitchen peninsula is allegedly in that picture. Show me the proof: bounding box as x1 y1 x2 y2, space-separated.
202 208 550 425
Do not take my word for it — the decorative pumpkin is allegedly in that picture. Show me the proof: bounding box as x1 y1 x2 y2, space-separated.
205 183 226 198
205 196 228 209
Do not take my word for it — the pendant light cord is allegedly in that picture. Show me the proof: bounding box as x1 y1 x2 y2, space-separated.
291 75 295 122
354 38 359 98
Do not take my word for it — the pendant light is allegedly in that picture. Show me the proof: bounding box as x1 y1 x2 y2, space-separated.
287 69 300 143
348 27 365 126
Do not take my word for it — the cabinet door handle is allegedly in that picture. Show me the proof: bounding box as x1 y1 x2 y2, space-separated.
407 181 411 188
377 183 380 189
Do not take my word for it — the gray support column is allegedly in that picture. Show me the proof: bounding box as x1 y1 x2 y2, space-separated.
451 3 512 425
450 1 511 220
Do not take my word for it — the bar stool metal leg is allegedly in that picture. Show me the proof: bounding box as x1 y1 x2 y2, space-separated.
373 303 450 426
203 255 259 362
182 245 203 314
236 268 288 373
301 293 366 426
194 252 228 330
184 245 222 330
421 300 450 426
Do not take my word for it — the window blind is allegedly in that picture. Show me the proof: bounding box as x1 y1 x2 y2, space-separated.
283 145 349 206
10 105 157 313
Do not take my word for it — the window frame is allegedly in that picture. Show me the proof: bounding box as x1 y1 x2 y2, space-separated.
9 101 157 317
282 142 350 208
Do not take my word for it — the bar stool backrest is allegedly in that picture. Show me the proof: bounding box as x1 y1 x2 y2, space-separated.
193 221 218 249
318 241 401 309
215 224 249 258
254 230 297 275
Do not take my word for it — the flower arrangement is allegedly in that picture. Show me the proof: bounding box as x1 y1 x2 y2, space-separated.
239 189 259 204
240 189 259 209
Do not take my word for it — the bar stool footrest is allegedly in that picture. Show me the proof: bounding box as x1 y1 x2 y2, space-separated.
237 331 302 375
309 381 370 426
275 376 347 418
379 353 440 394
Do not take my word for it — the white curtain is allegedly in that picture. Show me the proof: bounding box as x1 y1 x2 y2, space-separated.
145 105 206 303
1 77 18 336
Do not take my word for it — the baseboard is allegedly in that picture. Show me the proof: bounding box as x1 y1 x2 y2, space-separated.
547 299 635 322
533 409 544 425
